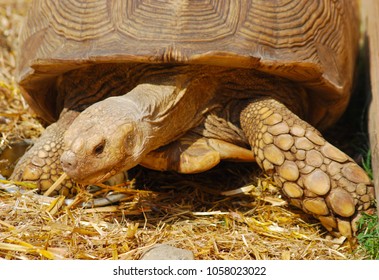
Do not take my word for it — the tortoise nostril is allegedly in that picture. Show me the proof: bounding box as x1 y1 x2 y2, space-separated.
60 150 78 171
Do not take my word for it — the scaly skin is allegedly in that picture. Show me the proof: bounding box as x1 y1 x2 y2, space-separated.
240 97 375 237
10 109 79 196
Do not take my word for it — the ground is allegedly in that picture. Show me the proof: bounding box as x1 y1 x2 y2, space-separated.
0 0 372 260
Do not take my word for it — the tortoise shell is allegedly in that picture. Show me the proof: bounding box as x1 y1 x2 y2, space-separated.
17 0 359 129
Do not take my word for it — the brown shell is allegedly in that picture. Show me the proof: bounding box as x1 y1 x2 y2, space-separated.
17 0 359 128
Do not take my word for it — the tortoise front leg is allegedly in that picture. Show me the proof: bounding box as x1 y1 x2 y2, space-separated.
240 97 375 237
11 109 79 196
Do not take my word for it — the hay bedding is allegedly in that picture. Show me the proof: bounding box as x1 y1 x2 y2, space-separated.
0 0 368 260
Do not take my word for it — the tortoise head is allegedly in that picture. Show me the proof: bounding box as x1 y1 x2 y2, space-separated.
61 96 146 184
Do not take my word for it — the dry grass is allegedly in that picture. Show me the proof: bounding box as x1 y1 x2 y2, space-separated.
0 0 370 260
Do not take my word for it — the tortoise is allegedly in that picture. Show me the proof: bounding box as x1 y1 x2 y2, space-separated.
12 0 375 237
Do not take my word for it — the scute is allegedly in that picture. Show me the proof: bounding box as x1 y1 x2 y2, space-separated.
17 0 359 128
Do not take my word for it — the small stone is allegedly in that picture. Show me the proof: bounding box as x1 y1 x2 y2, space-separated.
341 163 371 184
263 144 285 165
303 198 329 215
318 216 337 231
140 244 194 260
268 122 289 135
337 219 352 238
294 137 314 150
263 113 283 125
356 183 367 195
283 182 303 198
327 188 355 217
305 130 325 146
290 125 305 137
278 160 299 181
321 143 348 163
274 134 294 151
305 150 323 167
303 169 330 195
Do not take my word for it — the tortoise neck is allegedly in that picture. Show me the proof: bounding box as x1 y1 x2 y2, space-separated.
117 77 219 154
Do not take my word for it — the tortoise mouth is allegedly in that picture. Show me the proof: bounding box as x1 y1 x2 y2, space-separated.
65 167 117 185
86 169 117 185
60 150 117 184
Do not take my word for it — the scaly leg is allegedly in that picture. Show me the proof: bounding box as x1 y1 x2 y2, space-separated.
240 97 375 237
11 109 79 196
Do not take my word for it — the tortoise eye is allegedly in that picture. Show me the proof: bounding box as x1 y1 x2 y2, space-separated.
93 141 105 155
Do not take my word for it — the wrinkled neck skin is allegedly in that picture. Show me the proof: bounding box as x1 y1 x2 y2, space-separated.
62 73 218 184
129 74 220 147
